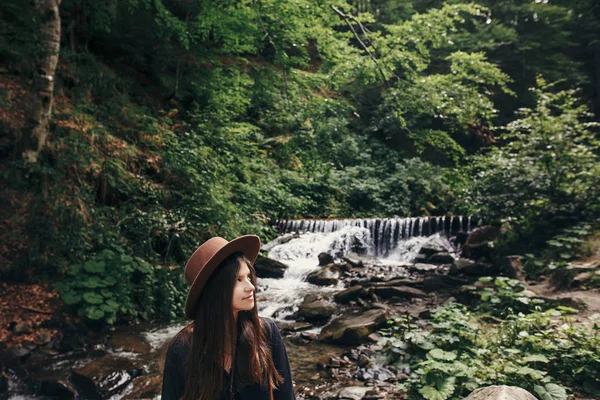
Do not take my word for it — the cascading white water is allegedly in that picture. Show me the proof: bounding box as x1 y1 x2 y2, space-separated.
256 225 458 320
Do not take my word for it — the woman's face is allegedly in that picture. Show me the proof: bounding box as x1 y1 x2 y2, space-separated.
232 261 255 315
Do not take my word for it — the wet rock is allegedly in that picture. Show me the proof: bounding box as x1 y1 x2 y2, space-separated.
419 236 450 257
337 386 370 400
262 233 299 252
334 286 367 304
450 259 497 276
298 300 336 323
278 321 313 333
122 374 162 400
343 256 365 269
71 355 141 399
409 263 439 273
499 256 525 281
319 252 335 266
272 305 295 320
371 286 428 300
355 365 395 382
319 309 388 345
465 385 538 400
371 278 419 288
109 333 152 354
254 255 289 278
426 252 455 265
307 265 340 286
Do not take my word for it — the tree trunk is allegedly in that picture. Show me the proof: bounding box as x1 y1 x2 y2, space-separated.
20 0 61 163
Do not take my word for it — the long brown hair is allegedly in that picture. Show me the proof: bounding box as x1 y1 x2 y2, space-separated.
160 251 282 400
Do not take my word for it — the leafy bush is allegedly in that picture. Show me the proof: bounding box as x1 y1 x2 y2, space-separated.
54 246 186 324
459 79 600 254
379 303 600 399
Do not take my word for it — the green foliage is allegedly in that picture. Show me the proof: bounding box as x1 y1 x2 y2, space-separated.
462 276 547 318
459 79 600 253
55 246 186 324
380 303 600 399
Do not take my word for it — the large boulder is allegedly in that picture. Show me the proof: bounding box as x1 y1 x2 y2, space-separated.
297 300 336 322
334 285 367 304
71 355 143 399
418 236 450 257
307 265 340 286
465 385 538 400
426 252 455 265
253 255 288 278
462 226 500 261
319 309 388 345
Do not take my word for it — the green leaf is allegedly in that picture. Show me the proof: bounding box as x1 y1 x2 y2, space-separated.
85 307 105 320
67 263 82 276
83 261 105 273
82 276 105 288
83 292 104 304
54 282 68 293
534 383 568 400
63 292 81 305
419 377 456 400
428 349 457 361
103 276 117 286
522 354 549 363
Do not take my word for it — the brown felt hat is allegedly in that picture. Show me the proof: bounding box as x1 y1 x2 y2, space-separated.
184 235 261 319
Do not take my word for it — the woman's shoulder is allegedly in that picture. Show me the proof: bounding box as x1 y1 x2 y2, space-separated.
259 316 282 343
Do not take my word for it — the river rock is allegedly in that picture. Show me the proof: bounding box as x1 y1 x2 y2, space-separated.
319 309 388 345
343 255 365 269
318 252 335 266
122 374 162 400
450 259 497 276
298 300 336 322
334 286 366 304
355 365 395 382
337 386 371 400
419 236 450 257
426 252 455 264
409 263 440 273
262 233 299 252
307 265 340 286
465 385 538 400
371 286 428 300
71 355 142 399
109 332 152 353
254 255 288 278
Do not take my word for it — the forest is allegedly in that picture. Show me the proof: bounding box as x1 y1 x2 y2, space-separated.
1 0 600 399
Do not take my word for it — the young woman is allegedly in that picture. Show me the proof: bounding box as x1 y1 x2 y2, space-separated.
160 235 296 400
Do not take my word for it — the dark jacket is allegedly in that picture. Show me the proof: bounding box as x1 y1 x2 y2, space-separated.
161 317 296 400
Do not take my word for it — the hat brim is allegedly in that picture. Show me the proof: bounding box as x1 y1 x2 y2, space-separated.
184 235 261 319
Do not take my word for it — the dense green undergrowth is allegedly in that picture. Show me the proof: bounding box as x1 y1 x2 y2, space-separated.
380 283 600 400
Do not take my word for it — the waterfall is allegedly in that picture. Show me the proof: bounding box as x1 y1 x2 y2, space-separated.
276 216 476 258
